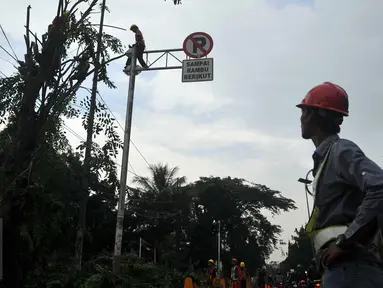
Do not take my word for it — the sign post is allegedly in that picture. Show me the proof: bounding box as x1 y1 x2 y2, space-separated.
182 32 214 83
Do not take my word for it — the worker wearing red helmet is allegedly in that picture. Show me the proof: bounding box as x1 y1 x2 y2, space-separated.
230 258 241 288
297 82 383 287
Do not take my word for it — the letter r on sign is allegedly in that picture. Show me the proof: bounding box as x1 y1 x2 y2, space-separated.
193 37 207 53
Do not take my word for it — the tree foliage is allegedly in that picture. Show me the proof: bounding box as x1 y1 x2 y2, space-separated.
280 226 313 271
0 0 124 286
128 170 296 275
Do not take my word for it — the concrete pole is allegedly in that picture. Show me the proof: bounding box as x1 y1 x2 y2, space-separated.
113 46 137 273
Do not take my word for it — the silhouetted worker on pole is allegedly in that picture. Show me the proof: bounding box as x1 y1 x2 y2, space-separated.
124 24 148 72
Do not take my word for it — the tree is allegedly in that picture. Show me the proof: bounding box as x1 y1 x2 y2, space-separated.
132 163 187 193
187 177 296 274
127 164 188 266
0 0 124 285
128 170 296 275
280 226 313 271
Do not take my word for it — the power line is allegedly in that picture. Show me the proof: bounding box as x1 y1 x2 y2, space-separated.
90 88 152 168
0 56 16 68
69 95 147 173
0 44 16 62
66 100 139 176
34 99 135 176
62 123 138 176
0 25 18 61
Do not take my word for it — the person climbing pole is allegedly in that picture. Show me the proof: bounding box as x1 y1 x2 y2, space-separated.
40 11 70 78
297 81 383 288
124 24 149 72
70 49 91 86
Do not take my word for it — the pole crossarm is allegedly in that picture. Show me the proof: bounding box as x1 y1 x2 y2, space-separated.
143 48 184 71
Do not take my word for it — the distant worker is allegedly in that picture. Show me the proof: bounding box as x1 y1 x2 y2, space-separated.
70 48 91 86
124 24 149 72
296 264 306 282
297 82 383 287
230 258 241 288
307 258 321 283
207 259 216 287
275 269 284 286
286 268 297 284
267 273 274 287
257 266 266 288
239 262 247 288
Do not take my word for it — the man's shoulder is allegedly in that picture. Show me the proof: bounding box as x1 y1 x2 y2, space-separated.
333 138 364 155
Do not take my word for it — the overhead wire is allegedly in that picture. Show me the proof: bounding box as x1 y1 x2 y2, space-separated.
0 56 17 68
0 25 151 170
72 89 139 174
79 86 152 168
0 44 17 62
0 24 149 195
96 93 152 167
0 25 18 61
32 97 138 176
36 91 141 177
62 123 137 176
0 28 148 180
47 112 179 219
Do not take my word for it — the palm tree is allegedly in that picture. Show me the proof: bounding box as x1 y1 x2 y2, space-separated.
132 163 187 194
131 163 188 266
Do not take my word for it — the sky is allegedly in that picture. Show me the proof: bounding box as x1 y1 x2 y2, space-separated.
1 0 383 263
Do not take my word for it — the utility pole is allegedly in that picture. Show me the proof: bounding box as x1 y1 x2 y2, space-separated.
112 48 185 273
113 46 137 273
139 237 142 258
217 220 221 276
73 0 107 270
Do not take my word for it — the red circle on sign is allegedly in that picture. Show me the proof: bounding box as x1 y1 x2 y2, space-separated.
183 32 214 58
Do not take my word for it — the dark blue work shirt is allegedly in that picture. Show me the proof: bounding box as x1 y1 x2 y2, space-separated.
312 134 383 261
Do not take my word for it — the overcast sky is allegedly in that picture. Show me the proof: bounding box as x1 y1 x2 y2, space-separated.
1 0 383 262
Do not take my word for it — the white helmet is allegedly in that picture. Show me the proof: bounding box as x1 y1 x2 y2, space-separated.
290 269 294 273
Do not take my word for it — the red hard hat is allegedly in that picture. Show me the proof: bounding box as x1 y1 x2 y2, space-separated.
296 82 349 116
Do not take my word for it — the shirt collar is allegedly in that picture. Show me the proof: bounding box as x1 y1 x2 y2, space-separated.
313 134 339 158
